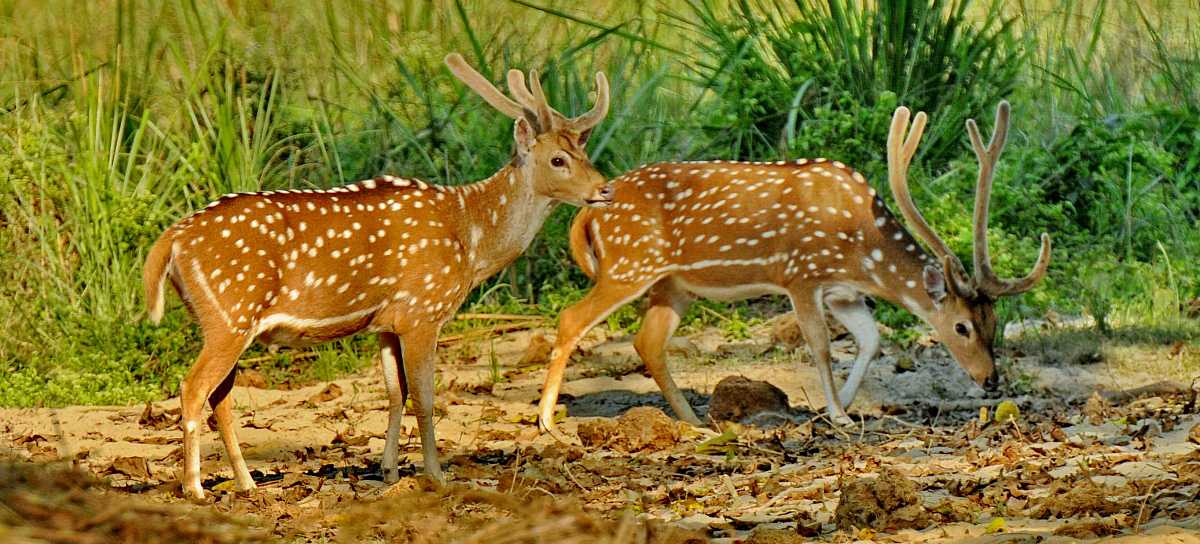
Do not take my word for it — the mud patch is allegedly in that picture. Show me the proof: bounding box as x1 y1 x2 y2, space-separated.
565 389 709 419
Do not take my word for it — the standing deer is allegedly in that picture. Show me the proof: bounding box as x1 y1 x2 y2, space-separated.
142 53 612 499
535 101 1050 435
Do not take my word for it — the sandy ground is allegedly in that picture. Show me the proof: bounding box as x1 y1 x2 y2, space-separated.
2 318 1199 542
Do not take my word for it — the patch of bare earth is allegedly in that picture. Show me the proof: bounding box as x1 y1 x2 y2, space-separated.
2 320 1199 542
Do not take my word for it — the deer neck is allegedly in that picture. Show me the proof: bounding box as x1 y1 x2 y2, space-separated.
454 163 556 286
855 235 939 322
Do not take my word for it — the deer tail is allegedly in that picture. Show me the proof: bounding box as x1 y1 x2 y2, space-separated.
143 230 176 324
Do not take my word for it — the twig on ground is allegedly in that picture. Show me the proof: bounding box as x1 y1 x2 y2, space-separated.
438 322 540 346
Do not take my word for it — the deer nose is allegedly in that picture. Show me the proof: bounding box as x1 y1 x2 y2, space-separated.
597 184 614 201
982 371 1001 392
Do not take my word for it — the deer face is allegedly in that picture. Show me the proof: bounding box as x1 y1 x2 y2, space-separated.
922 265 1000 389
888 102 1051 393
514 119 612 207
444 53 612 208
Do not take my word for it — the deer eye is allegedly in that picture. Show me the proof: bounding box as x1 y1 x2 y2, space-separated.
550 156 567 168
954 323 971 337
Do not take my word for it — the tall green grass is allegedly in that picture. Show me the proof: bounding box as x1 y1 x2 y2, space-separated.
0 0 1196 407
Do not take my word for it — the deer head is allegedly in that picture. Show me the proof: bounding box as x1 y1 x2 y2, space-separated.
888 101 1052 388
444 54 613 207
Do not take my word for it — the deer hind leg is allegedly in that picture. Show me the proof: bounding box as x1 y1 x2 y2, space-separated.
787 287 852 426
399 325 443 483
633 279 702 426
824 292 880 410
538 279 656 437
208 368 255 492
179 332 248 499
379 332 409 483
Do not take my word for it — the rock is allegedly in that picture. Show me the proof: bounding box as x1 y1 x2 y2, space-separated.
666 336 700 357
518 334 553 366
576 406 680 452
770 314 804 349
235 368 269 388
834 468 931 531
1189 423 1200 445
708 376 791 423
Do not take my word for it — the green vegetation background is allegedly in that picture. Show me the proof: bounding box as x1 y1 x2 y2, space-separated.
1 0 1197 406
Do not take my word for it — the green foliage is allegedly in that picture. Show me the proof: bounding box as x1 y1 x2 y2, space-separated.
682 0 1025 164
0 0 1197 406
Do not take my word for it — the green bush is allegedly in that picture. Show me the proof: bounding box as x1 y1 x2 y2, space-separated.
682 0 1024 164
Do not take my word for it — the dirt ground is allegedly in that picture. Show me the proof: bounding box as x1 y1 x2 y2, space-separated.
2 317 1199 543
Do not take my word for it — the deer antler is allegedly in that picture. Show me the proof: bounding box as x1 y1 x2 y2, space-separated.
444 53 526 120
967 101 1052 297
447 52 609 135
887 106 975 298
568 72 609 132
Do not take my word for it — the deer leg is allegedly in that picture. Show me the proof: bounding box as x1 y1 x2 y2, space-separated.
208 368 255 492
538 279 655 438
399 325 443 483
787 288 852 426
379 331 409 483
825 295 880 409
179 334 248 500
633 280 702 426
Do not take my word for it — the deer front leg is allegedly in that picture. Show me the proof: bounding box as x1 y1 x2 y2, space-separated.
788 288 853 426
633 280 702 426
825 294 880 409
399 325 443 483
209 368 256 492
538 279 655 439
379 332 408 483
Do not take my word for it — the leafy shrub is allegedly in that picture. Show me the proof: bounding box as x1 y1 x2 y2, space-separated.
682 0 1025 164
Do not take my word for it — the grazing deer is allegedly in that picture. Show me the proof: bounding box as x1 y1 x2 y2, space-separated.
535 101 1050 435
142 53 612 499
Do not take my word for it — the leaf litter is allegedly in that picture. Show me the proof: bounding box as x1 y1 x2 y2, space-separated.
2 322 1199 542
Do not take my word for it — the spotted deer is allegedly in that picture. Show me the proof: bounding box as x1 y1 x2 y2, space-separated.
535 101 1050 435
142 53 612 499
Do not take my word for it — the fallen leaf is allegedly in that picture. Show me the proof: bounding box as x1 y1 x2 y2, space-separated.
695 428 739 455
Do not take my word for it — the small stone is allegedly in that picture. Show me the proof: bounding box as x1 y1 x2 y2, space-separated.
518 333 553 366
1189 423 1200 445
666 336 701 357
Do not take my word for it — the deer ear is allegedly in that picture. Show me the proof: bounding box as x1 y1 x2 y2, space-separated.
513 117 536 152
923 265 948 305
576 128 593 147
